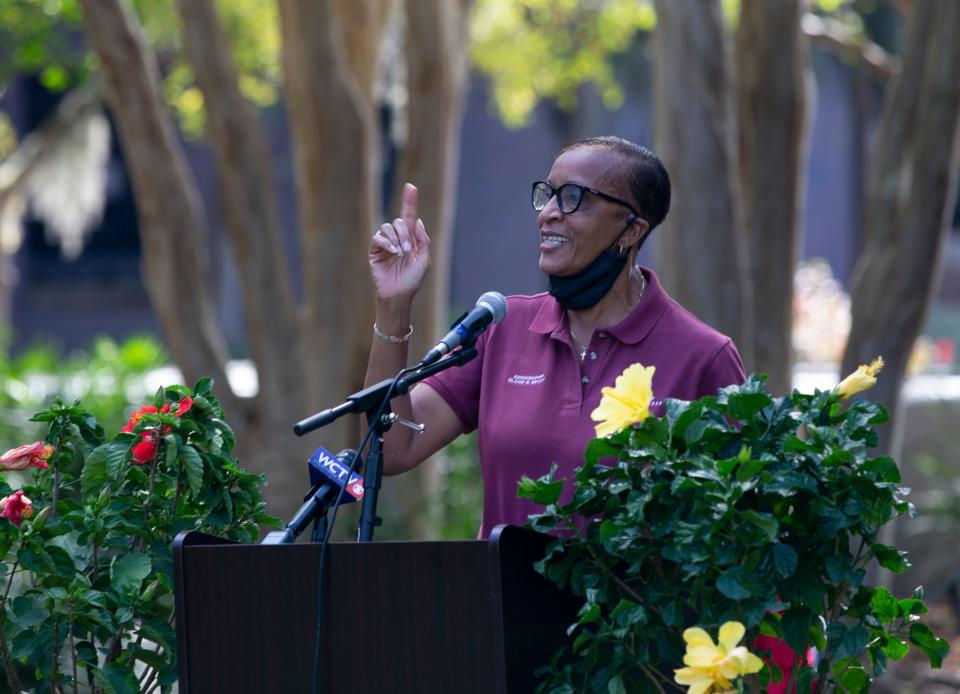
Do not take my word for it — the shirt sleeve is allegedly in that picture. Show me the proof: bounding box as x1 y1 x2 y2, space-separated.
420 330 487 433
696 339 747 396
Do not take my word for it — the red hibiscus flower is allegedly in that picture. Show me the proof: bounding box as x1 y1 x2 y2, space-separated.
122 405 159 433
0 490 34 526
160 397 193 417
131 431 159 465
0 441 54 471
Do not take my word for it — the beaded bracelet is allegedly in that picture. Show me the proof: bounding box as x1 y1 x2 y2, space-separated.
373 322 414 344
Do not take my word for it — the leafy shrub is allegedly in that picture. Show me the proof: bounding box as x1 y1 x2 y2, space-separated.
0 379 279 693
521 372 949 693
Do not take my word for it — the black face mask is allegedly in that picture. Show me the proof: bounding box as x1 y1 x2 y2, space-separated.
548 243 629 310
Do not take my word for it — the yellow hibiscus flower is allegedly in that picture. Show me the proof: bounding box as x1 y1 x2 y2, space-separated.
835 356 884 400
590 363 655 437
674 621 764 694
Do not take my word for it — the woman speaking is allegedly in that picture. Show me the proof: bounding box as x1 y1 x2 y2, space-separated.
364 136 745 537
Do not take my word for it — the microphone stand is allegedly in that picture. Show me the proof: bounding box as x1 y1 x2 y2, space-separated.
261 480 332 545
293 344 479 542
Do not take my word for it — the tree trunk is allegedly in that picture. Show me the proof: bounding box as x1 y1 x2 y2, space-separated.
175 0 310 520
78 0 238 416
651 0 752 366
735 0 810 394
277 0 383 515
842 0 960 451
382 0 472 537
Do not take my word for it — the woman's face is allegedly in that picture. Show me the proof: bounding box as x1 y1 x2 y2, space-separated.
537 147 639 277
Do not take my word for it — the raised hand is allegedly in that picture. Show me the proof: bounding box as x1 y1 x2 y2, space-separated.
368 183 431 302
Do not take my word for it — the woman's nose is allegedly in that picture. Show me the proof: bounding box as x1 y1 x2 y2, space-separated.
537 194 563 225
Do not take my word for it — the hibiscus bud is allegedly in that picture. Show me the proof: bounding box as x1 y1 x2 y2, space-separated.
835 356 884 400
96 485 112 511
141 579 161 602
28 505 50 531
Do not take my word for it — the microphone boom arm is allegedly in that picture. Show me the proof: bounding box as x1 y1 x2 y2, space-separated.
293 345 479 436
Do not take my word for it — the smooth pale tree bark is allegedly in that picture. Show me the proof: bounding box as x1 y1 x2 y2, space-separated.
78 0 239 418
174 0 311 515
383 0 473 537
651 0 752 366
736 0 810 394
842 0 960 453
277 0 381 459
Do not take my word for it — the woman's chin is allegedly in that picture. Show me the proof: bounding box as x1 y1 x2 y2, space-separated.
539 254 571 277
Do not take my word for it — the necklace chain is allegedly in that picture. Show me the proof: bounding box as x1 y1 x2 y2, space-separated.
571 273 647 362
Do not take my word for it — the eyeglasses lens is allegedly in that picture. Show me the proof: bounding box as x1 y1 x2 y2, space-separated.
557 185 582 213
532 182 552 211
532 182 584 213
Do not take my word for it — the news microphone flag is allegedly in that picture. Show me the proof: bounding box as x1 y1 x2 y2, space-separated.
308 447 364 503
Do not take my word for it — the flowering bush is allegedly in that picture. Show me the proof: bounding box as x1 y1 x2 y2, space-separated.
520 362 949 693
0 379 279 693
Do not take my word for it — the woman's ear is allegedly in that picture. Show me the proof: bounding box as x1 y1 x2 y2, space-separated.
621 215 650 249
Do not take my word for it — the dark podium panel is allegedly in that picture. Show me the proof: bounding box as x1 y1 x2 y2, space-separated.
173 525 579 693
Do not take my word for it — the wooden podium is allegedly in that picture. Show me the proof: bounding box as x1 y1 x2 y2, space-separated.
173 525 579 693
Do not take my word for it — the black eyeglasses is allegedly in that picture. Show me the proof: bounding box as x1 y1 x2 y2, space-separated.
531 180 639 217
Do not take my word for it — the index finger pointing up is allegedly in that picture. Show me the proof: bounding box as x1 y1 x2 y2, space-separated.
402 182 418 229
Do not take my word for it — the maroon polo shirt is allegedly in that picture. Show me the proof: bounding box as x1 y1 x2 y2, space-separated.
422 268 745 538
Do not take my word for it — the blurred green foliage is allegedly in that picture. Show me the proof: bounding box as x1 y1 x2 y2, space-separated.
469 0 655 128
0 0 280 139
0 334 167 451
432 432 483 539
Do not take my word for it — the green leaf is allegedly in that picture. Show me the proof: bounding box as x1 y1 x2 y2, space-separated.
607 674 627 694
18 545 55 575
770 544 798 578
717 567 752 600
873 544 910 574
111 553 152 597
870 587 898 624
780 607 813 653
180 444 204 498
517 475 563 506
93 661 140 694
727 391 771 420
883 636 909 660
837 665 869 693
741 510 779 543
909 622 949 668
8 596 46 628
583 437 620 464
862 456 901 483
825 554 853 584
828 623 869 660
780 563 825 609
81 445 109 498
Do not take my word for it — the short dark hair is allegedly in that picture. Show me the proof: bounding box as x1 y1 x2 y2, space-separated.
560 136 671 231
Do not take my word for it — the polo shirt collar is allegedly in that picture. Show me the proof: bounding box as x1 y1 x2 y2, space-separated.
527 266 667 345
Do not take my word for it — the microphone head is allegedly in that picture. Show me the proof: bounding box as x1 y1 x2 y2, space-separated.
477 291 508 324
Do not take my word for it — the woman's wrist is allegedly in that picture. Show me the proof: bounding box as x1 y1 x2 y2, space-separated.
373 297 414 337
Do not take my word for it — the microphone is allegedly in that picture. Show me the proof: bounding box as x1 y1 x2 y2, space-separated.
420 291 508 366
261 448 364 544
307 447 365 504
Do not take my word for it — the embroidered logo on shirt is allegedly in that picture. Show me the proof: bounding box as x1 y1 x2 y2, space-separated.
507 373 546 385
